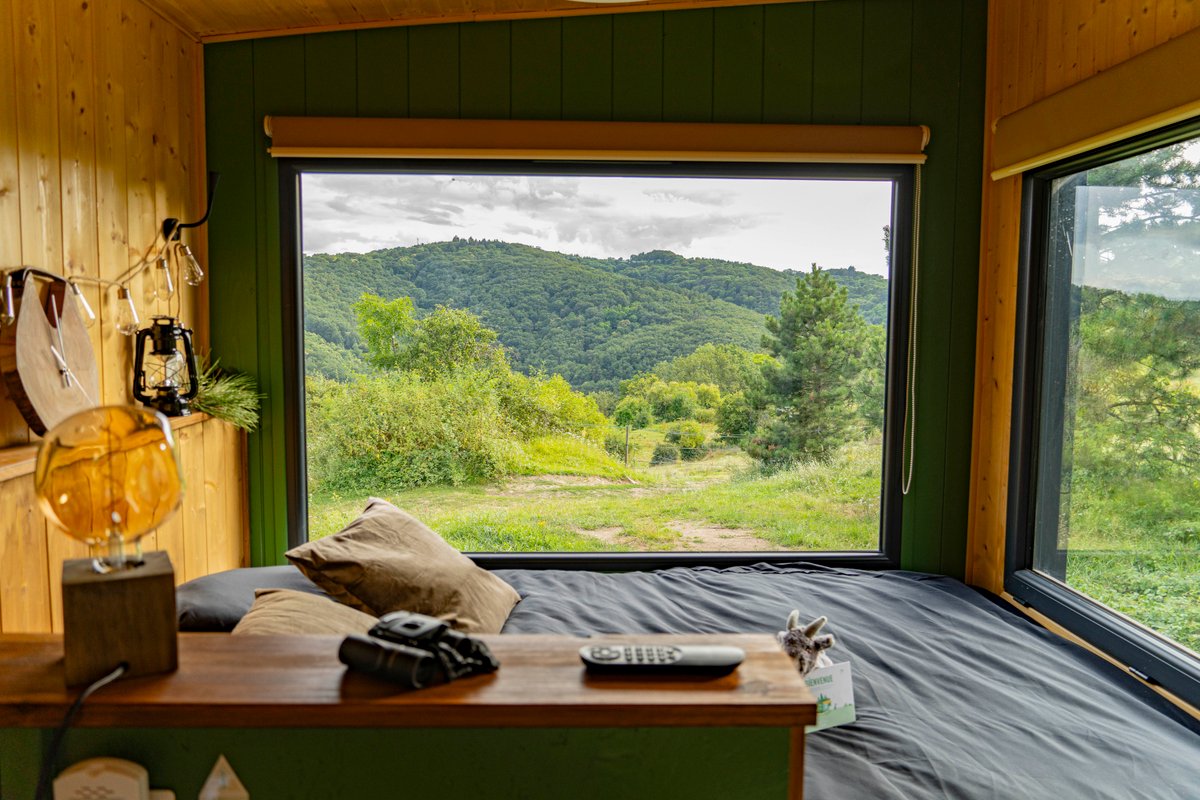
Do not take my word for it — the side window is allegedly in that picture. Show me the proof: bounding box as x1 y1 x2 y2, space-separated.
1009 124 1200 706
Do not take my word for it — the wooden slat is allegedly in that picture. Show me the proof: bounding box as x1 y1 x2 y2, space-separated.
511 19 561 121
562 16 613 121
459 21 511 120
612 14 664 122
140 0 824 44
663 9 714 122
179 425 209 582
712 6 764 123
761 3 814 125
0 633 816 730
0 478 52 633
0 0 28 448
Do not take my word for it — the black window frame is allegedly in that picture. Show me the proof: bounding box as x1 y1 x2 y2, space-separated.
279 158 913 571
1007 118 1200 708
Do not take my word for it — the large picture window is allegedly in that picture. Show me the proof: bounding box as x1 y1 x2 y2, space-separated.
1009 121 1200 706
281 160 912 568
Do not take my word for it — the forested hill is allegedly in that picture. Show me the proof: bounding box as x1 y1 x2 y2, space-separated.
303 240 889 392
591 250 889 324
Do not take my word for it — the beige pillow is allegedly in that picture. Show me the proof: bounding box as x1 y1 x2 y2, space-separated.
231 588 378 636
285 498 520 634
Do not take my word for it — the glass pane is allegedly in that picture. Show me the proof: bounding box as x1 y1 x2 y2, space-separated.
1037 134 1200 654
301 171 895 553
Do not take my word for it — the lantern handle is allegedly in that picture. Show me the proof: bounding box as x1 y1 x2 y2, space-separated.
162 171 220 242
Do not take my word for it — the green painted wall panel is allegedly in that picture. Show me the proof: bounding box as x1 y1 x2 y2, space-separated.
252 36 307 565
613 14 664 121
860 0 913 124
203 0 988 574
713 6 765 123
762 4 814 124
409 25 460 118
3 727 792 799
305 31 358 116
903 0 964 574
356 27 409 116
461 21 512 119
812 0 864 123
511 19 562 120
663 9 714 122
562 16 614 120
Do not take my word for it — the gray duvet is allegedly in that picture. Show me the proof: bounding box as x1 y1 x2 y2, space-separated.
493 564 1200 800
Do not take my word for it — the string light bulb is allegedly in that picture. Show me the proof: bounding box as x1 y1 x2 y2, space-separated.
115 286 140 336
1 273 14 326
68 280 97 328
176 243 205 287
154 255 176 300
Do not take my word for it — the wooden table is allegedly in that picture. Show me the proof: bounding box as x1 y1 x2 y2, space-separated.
0 633 816 799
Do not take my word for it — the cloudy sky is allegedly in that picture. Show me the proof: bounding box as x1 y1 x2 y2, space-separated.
301 173 895 275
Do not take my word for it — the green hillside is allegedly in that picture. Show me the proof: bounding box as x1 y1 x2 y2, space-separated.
303 239 889 392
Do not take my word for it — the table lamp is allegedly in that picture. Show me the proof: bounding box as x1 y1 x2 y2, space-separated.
34 406 183 685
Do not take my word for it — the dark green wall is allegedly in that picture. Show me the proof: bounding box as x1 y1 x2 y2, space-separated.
1 727 794 798
204 0 987 575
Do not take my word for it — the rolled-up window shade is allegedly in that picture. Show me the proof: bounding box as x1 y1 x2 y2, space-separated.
265 117 930 164
991 25 1200 180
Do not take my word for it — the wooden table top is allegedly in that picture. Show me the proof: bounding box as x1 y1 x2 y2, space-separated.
0 633 815 729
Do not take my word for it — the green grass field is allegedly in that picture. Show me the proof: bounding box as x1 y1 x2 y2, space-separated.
307 426 1198 653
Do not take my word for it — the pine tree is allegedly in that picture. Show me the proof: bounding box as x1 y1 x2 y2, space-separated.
749 268 874 463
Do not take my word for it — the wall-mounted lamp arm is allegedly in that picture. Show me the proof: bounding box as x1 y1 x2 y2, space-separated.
162 171 221 242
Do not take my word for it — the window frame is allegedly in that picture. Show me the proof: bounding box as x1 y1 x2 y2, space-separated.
279 158 913 571
1006 118 1200 709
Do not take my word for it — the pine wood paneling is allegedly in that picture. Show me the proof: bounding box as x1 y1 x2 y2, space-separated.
0 1 248 633
966 0 1200 593
142 0 824 43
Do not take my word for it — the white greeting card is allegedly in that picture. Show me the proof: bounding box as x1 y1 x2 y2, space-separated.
804 660 856 732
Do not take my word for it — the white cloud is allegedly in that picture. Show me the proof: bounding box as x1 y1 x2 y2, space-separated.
301 172 895 276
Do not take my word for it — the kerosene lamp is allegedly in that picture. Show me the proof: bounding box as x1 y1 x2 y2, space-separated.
133 316 199 416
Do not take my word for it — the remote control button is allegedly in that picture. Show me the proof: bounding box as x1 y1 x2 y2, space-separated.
590 647 620 661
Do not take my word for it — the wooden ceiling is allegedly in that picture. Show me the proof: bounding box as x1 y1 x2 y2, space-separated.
143 0 816 42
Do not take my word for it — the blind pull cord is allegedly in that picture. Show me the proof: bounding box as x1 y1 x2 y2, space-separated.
901 165 922 496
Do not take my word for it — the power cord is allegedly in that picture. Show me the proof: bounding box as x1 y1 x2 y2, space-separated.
34 663 128 800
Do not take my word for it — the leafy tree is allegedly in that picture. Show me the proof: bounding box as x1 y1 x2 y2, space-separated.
694 383 722 409
614 396 654 428
405 305 506 378
716 391 757 442
354 293 415 371
748 269 876 463
652 343 767 395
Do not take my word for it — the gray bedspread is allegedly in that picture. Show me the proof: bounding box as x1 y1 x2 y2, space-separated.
493 563 1200 800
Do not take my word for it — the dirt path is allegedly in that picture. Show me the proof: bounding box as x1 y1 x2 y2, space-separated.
583 521 774 551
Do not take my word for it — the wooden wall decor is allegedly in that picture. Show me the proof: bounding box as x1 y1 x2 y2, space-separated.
0 0 247 633
966 0 1200 593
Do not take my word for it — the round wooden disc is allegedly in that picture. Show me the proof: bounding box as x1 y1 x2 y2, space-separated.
0 279 101 436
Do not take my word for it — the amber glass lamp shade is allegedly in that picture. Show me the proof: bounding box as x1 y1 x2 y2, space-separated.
34 406 182 572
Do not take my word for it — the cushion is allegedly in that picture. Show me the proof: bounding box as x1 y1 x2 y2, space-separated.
232 588 378 636
285 498 521 633
177 565 329 631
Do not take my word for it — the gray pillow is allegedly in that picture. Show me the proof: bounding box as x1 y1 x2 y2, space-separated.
177 565 328 631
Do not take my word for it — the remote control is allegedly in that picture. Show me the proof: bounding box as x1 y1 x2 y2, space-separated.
579 643 745 676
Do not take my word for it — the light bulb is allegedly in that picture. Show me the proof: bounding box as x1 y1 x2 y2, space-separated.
68 281 97 328
116 286 140 335
177 242 204 286
155 255 175 300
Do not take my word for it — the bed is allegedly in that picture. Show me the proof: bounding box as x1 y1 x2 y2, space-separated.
177 563 1200 799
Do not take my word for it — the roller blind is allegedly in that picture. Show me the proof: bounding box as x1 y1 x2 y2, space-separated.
264 117 930 164
991 25 1200 180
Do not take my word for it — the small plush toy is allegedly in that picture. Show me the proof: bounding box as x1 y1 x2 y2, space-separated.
777 610 835 677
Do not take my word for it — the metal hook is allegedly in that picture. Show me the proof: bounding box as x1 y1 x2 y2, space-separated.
162 171 221 242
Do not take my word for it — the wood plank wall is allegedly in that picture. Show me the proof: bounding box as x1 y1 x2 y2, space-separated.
966 0 1200 593
0 1 247 633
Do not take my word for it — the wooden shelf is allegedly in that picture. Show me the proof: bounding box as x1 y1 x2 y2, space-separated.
0 633 816 730
0 412 212 483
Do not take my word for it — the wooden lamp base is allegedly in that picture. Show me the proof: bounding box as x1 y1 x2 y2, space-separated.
62 550 178 686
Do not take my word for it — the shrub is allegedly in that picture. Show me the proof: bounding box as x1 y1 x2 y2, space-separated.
614 396 654 428
651 384 699 422
650 442 681 466
604 430 628 459
716 391 758 442
666 421 707 461
693 407 716 424
694 382 722 409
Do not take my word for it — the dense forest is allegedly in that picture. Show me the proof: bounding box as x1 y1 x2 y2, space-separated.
303 240 889 392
